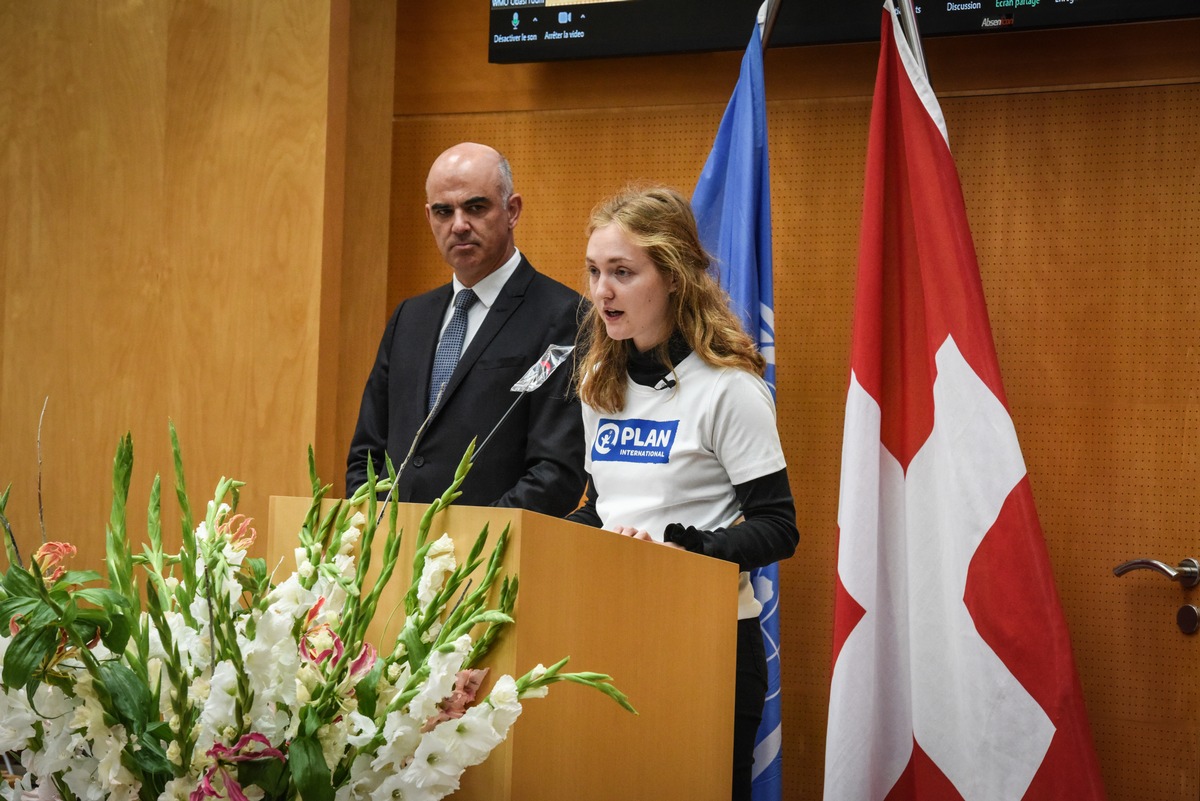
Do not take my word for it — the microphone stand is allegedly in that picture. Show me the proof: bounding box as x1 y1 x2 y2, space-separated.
473 343 575 464
472 392 526 463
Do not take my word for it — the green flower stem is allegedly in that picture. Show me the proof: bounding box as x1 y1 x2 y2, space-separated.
145 586 200 776
404 443 475 617
105 433 137 616
169 422 199 628
465 575 518 669
509 657 638 715
196 478 256 736
0 483 20 570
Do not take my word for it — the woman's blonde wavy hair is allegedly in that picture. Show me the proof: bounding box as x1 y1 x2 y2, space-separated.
575 185 765 413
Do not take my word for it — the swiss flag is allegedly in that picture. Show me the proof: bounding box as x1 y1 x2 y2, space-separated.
823 4 1107 800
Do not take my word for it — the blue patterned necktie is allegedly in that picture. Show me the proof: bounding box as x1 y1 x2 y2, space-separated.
428 288 478 412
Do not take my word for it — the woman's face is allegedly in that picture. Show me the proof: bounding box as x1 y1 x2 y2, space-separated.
586 223 675 352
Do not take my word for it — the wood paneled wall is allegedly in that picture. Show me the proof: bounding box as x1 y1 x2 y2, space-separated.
385 5 1200 799
4 0 1198 797
0 0 396 569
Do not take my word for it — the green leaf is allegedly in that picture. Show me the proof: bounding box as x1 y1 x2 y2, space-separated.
170 422 198 621
73 587 130 612
289 733 335 801
59 600 78 630
54 570 103 586
308 445 320 497
399 620 428 669
126 730 173 780
96 610 133 659
13 601 57 630
561 673 639 714
239 754 289 797
2 564 39 597
354 657 385 719
0 595 42 623
98 660 152 733
2 624 59 691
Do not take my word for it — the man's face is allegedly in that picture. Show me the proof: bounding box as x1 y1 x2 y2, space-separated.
425 150 522 287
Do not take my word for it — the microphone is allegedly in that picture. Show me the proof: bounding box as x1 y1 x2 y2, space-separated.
654 377 677 391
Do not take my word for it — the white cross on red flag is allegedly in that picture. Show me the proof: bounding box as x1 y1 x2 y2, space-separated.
823 4 1107 799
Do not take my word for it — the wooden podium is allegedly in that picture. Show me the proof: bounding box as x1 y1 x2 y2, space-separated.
267 498 738 801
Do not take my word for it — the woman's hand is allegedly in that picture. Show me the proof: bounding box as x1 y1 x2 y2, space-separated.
611 525 684 550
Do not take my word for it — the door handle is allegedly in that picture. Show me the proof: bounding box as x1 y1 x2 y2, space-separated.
1113 557 1200 588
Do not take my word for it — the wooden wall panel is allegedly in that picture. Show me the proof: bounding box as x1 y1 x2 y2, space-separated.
952 83 1200 800
0 2 365 572
335 0 398 497
1 1 174 566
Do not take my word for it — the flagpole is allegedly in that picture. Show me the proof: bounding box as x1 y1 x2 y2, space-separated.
894 0 929 82
757 0 781 51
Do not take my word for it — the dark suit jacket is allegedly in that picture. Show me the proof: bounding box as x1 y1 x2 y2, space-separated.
346 257 586 515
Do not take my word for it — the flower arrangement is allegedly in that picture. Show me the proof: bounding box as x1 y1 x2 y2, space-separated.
0 426 632 800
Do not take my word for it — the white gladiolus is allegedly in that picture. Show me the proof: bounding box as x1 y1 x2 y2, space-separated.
486 674 524 735
417 534 457 606
319 720 351 772
338 512 366 556
409 635 472 723
0 439 628 801
0 687 38 753
345 710 378 748
94 726 139 801
268 572 318 620
158 777 195 801
520 663 550 699
404 733 463 792
371 773 441 801
431 704 504 766
373 710 422 773
196 660 240 747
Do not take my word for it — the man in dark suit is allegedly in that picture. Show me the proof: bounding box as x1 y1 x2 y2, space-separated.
346 142 585 515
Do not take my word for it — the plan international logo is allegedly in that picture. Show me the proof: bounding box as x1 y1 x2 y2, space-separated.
592 418 679 463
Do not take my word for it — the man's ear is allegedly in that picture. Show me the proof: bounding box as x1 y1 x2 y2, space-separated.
507 193 524 228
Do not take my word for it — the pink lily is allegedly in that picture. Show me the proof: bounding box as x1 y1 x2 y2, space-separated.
301 597 344 666
217 513 257 551
422 667 490 732
190 733 285 801
33 541 77 583
346 642 378 684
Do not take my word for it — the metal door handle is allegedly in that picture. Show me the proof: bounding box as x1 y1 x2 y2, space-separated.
1113 557 1200 588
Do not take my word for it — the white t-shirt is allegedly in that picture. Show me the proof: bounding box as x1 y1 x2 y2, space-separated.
582 353 786 618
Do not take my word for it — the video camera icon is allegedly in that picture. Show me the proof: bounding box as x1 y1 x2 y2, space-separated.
558 11 571 23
